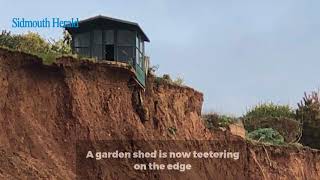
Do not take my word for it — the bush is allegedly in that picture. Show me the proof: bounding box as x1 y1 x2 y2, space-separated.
154 74 185 87
296 91 320 149
247 128 285 145
148 64 159 75
0 30 72 64
49 30 72 55
202 113 236 129
173 76 184 86
244 103 295 120
0 31 20 49
243 103 300 143
162 74 172 82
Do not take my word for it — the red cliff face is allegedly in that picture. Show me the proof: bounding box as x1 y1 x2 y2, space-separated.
0 48 319 180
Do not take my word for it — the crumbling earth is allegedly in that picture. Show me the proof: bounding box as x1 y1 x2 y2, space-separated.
0 48 319 179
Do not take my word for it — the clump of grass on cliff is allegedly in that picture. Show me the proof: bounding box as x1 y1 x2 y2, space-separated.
154 73 185 86
0 30 72 64
148 65 185 86
202 112 237 129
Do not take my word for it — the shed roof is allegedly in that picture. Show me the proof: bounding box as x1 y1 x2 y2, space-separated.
65 15 150 42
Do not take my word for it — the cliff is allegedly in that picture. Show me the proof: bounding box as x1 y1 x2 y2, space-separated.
0 48 319 180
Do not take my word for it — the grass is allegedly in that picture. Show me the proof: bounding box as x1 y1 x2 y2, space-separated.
202 113 237 129
154 74 185 87
168 127 177 135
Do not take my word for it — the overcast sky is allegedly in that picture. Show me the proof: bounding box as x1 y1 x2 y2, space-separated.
1 0 320 115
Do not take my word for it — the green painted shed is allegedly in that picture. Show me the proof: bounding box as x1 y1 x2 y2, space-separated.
65 15 150 87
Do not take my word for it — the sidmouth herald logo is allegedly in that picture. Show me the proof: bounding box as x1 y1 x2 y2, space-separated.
12 18 79 28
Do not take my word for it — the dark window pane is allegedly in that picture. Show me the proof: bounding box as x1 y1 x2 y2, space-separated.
139 52 143 68
117 46 134 63
118 30 135 45
93 30 102 45
136 35 139 49
92 45 103 59
136 48 139 65
140 41 144 54
105 30 114 44
74 32 90 47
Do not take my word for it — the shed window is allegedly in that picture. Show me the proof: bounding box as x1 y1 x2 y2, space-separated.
92 30 103 59
93 30 102 44
118 46 134 63
74 32 90 47
136 35 139 48
74 32 90 57
104 30 114 44
118 30 135 45
140 41 144 54
92 45 102 59
135 34 144 68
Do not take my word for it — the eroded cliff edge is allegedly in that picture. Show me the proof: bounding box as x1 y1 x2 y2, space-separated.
0 48 319 180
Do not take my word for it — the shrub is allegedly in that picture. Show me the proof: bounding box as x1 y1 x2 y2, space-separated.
154 74 171 85
202 113 236 129
296 91 320 149
154 74 185 86
244 103 295 120
17 32 51 54
162 74 172 82
0 31 20 49
0 30 72 64
247 128 285 145
243 103 300 143
173 76 184 86
148 64 159 75
49 30 72 54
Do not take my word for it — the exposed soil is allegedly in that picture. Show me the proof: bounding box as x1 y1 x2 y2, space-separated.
0 48 319 180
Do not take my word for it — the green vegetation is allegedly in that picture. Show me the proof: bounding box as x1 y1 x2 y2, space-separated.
151 74 319 148
247 128 285 145
148 64 185 86
148 64 159 75
243 103 295 120
202 113 236 129
154 74 185 86
243 103 301 143
296 91 320 149
240 98 320 148
173 77 184 86
167 127 177 135
0 30 72 64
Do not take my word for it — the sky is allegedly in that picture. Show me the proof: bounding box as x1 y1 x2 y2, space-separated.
1 0 320 115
